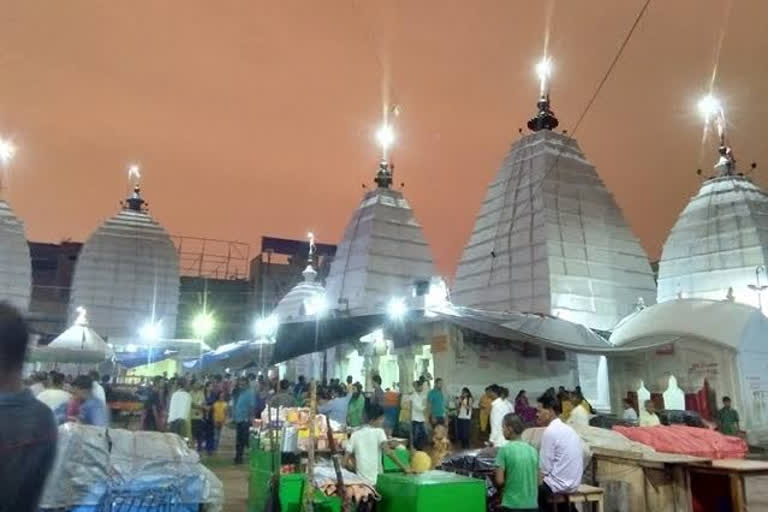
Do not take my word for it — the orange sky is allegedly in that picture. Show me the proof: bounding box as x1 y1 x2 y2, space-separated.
1 1 766 278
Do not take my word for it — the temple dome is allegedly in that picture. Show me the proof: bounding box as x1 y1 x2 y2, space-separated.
324 162 435 315
453 129 657 331
273 264 325 322
657 174 768 308
0 199 31 311
69 186 180 341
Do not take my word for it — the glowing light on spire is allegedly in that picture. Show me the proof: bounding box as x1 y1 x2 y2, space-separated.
308 231 316 257
376 123 395 160
698 94 725 139
128 163 141 182
75 306 88 326
0 138 16 165
536 56 553 97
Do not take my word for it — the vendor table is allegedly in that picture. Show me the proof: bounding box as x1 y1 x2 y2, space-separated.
376 470 485 512
591 448 712 512
688 458 768 512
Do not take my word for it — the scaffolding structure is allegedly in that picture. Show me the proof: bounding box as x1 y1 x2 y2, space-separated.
172 235 251 280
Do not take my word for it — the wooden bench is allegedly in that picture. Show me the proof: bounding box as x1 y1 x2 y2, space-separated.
546 484 605 512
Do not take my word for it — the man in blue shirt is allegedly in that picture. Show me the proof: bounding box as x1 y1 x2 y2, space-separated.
318 387 351 426
0 303 58 512
428 378 446 426
233 376 255 464
72 375 109 427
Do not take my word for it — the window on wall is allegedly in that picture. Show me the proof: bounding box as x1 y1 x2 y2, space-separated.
523 343 542 358
545 348 566 361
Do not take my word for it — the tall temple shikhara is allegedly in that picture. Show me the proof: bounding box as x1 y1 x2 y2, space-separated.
324 154 435 315
453 58 656 331
70 171 180 341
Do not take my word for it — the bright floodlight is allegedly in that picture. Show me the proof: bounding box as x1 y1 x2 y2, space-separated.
139 320 161 342
0 138 16 165
254 314 279 338
376 124 395 151
192 312 215 339
387 297 407 320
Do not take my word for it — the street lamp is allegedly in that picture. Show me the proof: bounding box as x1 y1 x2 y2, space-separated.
192 312 214 370
253 314 278 341
387 297 407 321
140 319 162 366
192 312 215 339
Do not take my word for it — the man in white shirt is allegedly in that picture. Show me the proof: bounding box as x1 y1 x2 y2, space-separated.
90 371 106 404
490 386 514 447
537 393 583 511
409 380 428 450
167 378 192 438
567 396 590 428
640 399 661 427
622 399 639 424
345 404 411 485
36 372 72 424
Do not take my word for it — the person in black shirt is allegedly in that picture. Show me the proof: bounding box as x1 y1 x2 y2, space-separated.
0 303 57 512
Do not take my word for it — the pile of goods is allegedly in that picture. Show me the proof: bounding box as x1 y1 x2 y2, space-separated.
612 425 748 459
40 424 224 511
255 407 347 453
313 463 379 505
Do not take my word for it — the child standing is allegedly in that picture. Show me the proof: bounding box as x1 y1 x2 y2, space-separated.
494 414 538 512
212 392 229 451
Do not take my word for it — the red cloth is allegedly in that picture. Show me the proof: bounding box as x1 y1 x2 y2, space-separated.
612 425 747 460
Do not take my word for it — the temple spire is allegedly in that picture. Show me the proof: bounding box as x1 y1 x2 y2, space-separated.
302 231 318 282
374 118 396 188
124 163 147 211
698 95 735 176
528 56 559 132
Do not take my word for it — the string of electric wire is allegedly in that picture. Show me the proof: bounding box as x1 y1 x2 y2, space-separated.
499 0 652 272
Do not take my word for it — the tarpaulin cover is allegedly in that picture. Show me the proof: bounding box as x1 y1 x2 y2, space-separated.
612 425 748 459
39 424 224 510
272 314 385 363
438 447 498 474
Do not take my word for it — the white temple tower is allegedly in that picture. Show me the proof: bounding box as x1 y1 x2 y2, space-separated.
69 182 180 342
325 161 435 315
0 199 32 312
272 235 327 380
657 122 768 310
453 80 656 331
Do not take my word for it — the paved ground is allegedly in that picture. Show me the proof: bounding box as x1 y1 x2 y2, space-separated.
202 427 249 512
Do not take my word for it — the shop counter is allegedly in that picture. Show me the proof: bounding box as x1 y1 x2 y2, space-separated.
376 470 485 512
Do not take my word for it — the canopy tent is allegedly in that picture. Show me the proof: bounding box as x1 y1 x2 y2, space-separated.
29 322 114 364
435 306 612 353
271 314 386 364
270 305 614 364
184 339 273 371
114 348 178 368
609 298 768 352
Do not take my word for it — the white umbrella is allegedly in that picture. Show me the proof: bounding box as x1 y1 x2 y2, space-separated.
29 307 114 364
